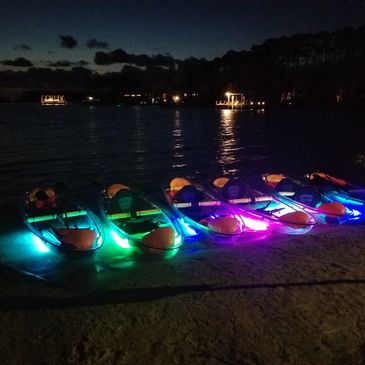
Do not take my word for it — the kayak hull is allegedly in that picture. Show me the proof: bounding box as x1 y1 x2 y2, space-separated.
20 190 104 256
100 183 184 254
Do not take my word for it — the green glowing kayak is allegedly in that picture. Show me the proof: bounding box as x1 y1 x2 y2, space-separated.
99 183 184 253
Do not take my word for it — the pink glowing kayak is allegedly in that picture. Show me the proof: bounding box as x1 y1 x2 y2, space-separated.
99 183 184 253
165 177 316 238
210 176 317 234
262 173 357 223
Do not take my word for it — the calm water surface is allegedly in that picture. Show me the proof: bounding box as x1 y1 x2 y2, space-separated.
1 103 364 219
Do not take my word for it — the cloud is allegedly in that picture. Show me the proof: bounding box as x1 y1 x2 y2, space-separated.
1 57 33 67
14 44 31 51
94 49 175 68
60 35 77 49
86 38 109 49
47 60 89 67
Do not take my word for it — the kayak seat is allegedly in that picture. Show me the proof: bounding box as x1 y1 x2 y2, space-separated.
309 174 338 193
175 185 206 218
221 178 247 199
175 185 205 203
275 178 300 193
110 188 160 234
293 187 322 207
110 189 141 215
122 220 159 235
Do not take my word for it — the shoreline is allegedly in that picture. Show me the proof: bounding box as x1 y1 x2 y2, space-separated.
1 224 365 364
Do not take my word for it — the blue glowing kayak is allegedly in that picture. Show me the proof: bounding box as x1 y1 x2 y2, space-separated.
99 183 184 253
20 186 104 254
164 177 247 241
262 173 360 223
304 172 365 218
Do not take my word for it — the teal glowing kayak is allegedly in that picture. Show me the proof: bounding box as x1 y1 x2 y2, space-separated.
99 183 184 253
20 186 104 254
304 171 365 218
262 173 358 223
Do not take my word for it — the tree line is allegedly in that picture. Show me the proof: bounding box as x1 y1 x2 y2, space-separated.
1 25 364 106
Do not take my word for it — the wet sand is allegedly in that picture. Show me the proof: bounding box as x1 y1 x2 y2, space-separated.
1 224 365 365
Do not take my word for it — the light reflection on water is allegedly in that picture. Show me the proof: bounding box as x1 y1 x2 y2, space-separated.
0 104 364 219
172 109 187 169
217 109 243 175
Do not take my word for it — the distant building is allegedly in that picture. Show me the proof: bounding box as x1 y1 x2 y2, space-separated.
216 92 265 109
41 95 66 105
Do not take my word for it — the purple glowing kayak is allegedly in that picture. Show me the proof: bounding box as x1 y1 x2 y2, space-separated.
165 177 317 239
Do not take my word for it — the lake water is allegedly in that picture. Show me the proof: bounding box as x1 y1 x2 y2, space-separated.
1 103 364 221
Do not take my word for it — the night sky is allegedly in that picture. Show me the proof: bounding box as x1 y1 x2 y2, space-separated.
1 0 365 73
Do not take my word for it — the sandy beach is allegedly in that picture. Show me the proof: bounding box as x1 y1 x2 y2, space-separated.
1 223 365 365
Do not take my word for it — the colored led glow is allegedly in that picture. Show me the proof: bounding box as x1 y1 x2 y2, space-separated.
174 234 182 246
108 208 161 220
177 218 198 236
326 193 364 207
238 215 269 231
31 234 51 253
109 229 131 249
27 210 88 222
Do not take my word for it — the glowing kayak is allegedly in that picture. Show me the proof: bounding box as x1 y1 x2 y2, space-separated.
304 171 364 218
20 186 104 254
100 183 183 253
211 176 317 234
164 178 246 240
262 173 360 223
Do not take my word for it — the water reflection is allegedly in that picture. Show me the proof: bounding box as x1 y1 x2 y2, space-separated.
172 110 187 168
133 107 148 169
217 109 242 175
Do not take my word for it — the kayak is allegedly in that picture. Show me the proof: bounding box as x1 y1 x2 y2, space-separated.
20 186 104 254
164 178 246 241
262 173 357 223
99 183 183 253
210 176 317 234
305 171 365 218
165 177 315 238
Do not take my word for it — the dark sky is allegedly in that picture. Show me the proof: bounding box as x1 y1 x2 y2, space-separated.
1 0 365 72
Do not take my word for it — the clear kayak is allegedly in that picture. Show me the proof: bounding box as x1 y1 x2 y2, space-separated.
304 171 365 219
165 177 316 238
210 176 317 234
20 186 104 255
99 183 184 253
262 173 361 223
164 177 247 241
